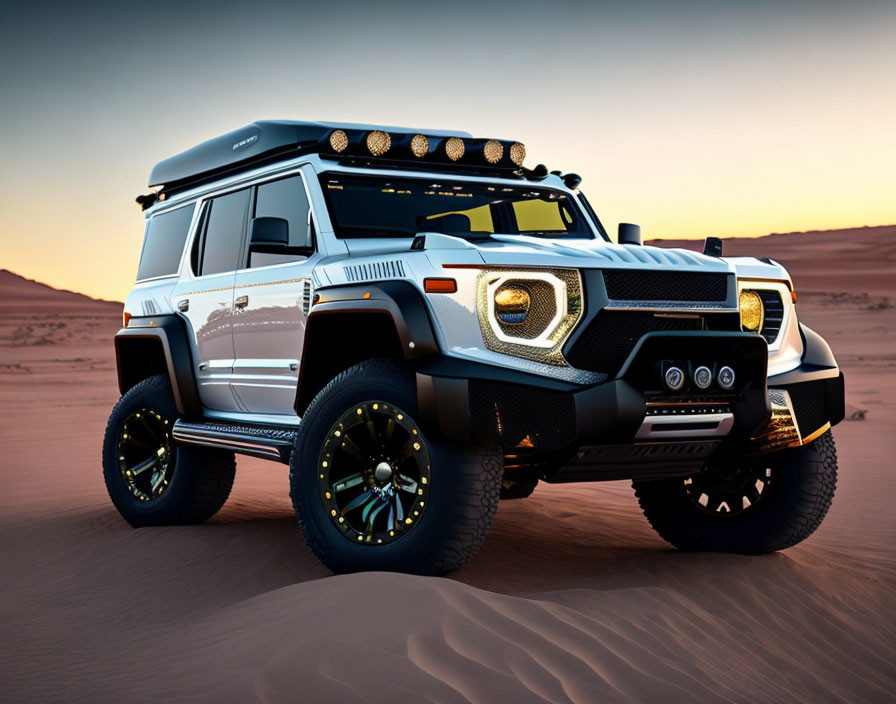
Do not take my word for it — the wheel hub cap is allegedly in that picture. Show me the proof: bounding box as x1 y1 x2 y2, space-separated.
318 401 431 546
374 461 393 482
117 408 173 503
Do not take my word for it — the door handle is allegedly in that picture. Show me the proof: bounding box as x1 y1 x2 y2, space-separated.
177 299 189 312
234 295 249 310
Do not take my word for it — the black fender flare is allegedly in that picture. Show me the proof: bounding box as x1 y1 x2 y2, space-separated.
295 281 440 413
114 315 202 416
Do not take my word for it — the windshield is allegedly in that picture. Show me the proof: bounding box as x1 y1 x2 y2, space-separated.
320 173 594 240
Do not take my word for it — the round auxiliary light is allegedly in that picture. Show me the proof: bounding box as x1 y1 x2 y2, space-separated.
410 133 429 158
445 137 465 161
718 366 736 391
329 129 348 153
509 142 526 166
494 284 531 325
483 140 504 164
366 130 391 156
694 366 713 390
665 366 685 392
739 290 764 332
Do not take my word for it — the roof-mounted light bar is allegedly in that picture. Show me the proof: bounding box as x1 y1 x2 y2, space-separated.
325 128 526 169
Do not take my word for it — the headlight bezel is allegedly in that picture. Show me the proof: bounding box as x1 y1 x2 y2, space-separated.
736 278 795 355
476 267 583 364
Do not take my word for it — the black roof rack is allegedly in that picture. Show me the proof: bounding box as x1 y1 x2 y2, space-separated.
139 120 532 210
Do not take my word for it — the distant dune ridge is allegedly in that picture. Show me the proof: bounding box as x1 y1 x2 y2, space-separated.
1 225 895 702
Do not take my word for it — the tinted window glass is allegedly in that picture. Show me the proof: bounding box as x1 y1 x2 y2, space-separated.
255 176 311 247
201 189 249 275
320 174 592 239
248 176 312 268
136 205 194 280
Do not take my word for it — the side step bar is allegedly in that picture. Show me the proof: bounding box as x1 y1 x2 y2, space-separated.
172 420 297 463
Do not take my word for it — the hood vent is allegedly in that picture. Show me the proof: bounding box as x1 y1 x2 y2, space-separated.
343 259 406 283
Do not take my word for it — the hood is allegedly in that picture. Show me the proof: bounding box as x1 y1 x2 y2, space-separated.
410 233 734 274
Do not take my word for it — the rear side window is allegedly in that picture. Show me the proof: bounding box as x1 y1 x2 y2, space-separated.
198 189 250 275
136 205 194 280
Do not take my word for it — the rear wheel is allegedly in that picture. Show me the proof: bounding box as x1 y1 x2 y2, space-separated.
634 431 837 554
290 358 502 575
102 374 236 527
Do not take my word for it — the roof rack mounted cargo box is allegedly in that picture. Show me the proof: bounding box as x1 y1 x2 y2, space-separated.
139 120 536 209
148 120 474 190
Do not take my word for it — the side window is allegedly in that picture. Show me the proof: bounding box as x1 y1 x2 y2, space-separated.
249 175 312 268
199 189 250 276
136 205 194 280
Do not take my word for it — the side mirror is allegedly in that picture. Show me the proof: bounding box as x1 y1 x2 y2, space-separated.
618 222 642 246
703 237 723 257
250 217 289 248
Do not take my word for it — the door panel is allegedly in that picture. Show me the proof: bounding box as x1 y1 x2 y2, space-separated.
174 188 250 412
231 174 315 415
231 267 312 414
173 272 238 411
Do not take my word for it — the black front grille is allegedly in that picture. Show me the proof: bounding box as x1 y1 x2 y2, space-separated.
565 311 703 376
603 270 729 302
469 380 575 451
786 380 828 436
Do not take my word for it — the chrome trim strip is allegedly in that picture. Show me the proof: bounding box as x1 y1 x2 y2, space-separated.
635 412 735 440
605 301 738 313
172 421 292 461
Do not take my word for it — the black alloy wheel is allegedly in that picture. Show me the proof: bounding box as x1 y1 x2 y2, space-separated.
682 458 772 515
318 401 431 545
117 408 175 503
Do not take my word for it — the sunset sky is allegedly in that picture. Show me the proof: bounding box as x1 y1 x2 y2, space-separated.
1 0 894 301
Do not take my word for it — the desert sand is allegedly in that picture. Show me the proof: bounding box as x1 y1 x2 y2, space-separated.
1 226 895 703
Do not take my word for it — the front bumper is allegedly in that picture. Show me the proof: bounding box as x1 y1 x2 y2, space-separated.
416 331 844 481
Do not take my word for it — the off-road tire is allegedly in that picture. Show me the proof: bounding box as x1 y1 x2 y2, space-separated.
500 478 539 500
289 357 502 575
102 374 236 527
634 431 837 553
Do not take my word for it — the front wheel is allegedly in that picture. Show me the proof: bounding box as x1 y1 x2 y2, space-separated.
634 431 838 554
290 358 502 575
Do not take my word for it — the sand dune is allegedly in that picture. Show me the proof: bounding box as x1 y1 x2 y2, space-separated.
1 228 895 702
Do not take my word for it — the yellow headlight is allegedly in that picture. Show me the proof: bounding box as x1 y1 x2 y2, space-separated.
445 137 465 161
366 130 391 156
739 290 764 331
410 134 429 158
495 285 531 324
509 142 526 166
483 140 504 164
329 130 348 153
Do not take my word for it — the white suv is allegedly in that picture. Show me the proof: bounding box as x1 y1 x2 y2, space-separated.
104 121 845 574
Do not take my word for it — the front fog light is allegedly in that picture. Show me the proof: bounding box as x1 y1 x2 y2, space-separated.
718 366 735 390
665 366 685 391
495 285 531 324
694 365 712 389
739 290 764 331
